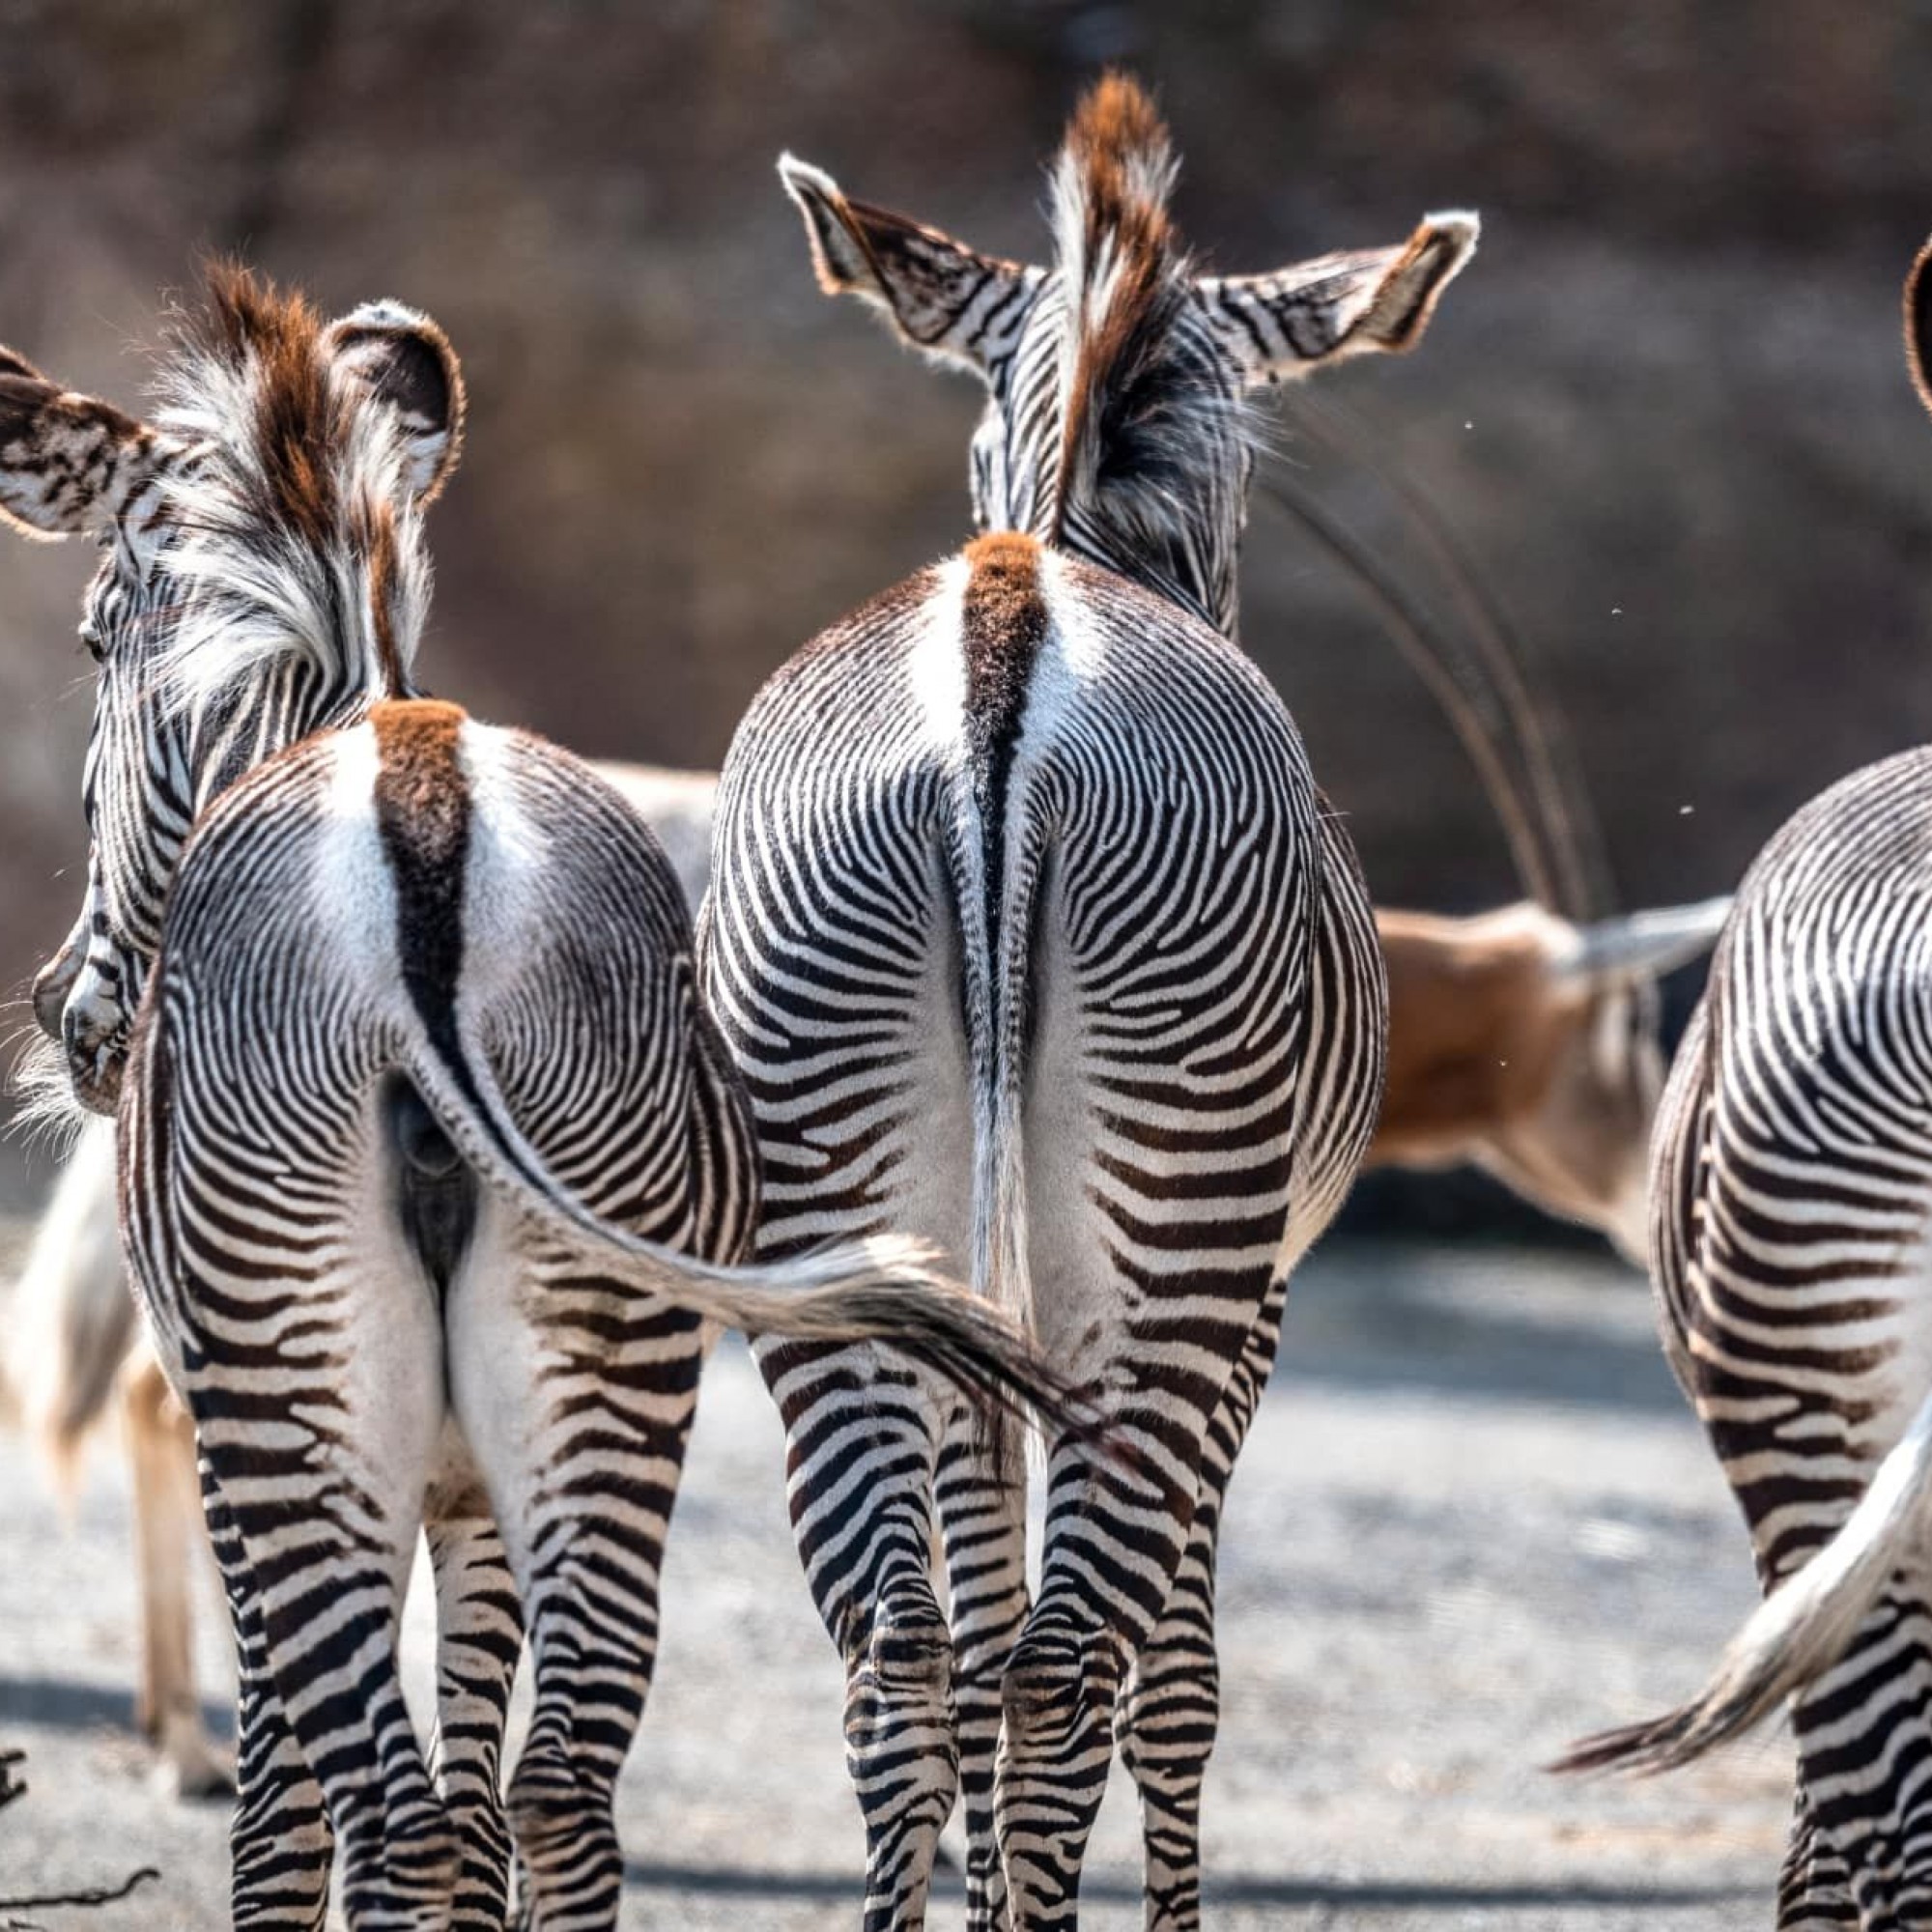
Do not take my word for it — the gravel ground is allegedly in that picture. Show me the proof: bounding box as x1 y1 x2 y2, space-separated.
0 1239 1786 1928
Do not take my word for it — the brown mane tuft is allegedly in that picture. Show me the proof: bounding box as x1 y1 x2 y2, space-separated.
1063 71 1177 267
1050 72 1198 542
183 258 344 554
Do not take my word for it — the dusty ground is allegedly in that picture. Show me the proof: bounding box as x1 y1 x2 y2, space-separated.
0 1239 1786 1928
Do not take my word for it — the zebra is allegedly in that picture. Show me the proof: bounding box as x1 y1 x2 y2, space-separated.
1555 234 1932 1931
0 266 1085 1930
701 73 1475 1928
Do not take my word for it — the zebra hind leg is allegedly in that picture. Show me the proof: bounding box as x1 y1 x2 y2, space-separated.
1790 1589 1932 1930
191 1299 457 1922
200 1464 332 1930
449 1242 706 1932
762 1339 959 1931
1778 1782 1859 1927
937 1410 1030 1932
423 1472 523 1931
1114 1280 1284 1932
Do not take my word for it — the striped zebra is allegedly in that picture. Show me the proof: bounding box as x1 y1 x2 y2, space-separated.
1557 237 1932 1930
702 75 1475 1928
1 267 1082 1930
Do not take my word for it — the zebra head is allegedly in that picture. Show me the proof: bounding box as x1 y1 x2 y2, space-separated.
780 72 1476 637
0 267 464 1115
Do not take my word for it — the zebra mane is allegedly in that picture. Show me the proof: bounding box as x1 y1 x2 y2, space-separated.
1048 73 1251 550
149 263 428 717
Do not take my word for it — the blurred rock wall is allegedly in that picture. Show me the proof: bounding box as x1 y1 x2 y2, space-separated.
3 0 1930 1222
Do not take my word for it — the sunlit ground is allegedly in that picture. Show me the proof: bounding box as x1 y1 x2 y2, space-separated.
0 1238 1784 1930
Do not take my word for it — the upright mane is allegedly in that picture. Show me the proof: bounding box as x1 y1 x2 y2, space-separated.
151 262 430 716
1049 73 1239 549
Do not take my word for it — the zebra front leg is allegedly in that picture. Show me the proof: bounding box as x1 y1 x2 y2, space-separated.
423 1466 523 1931
762 1336 959 1931
448 1239 705 1932
1113 1277 1284 1931
201 1466 332 1929
936 1411 1030 1932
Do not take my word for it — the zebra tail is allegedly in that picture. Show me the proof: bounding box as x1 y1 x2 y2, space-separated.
1553 1378 1932 1776
5 1120 133 1500
401 1026 1101 1440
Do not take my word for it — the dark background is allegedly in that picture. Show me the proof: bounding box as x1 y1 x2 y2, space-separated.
2 1 1928 1224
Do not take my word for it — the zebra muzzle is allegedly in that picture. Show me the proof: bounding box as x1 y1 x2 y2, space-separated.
31 933 81 1044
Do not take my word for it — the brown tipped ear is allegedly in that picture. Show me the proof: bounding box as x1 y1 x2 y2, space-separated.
326 300 466 502
0 351 160 541
778 153 1036 376
1905 235 1932 422
1197 210 1480 388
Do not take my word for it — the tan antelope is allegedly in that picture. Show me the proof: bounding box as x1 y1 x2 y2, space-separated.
7 758 1725 1798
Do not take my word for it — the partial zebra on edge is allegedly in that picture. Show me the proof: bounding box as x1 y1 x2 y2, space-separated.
3 268 1090 1932
1553 234 1932 1932
709 71 1472 1929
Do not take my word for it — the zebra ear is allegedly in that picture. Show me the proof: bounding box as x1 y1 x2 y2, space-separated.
326 301 466 503
1197 212 1480 389
779 154 1032 377
1904 234 1932 423
0 350 162 541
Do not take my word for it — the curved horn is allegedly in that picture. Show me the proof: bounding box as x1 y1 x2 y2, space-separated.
1552 895 1732 984
1905 231 1932 423
1254 466 1559 911
1286 387 1614 921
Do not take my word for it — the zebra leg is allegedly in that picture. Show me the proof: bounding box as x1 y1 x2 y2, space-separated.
761 1337 959 1931
448 1227 706 1932
1778 1782 1859 1927
202 1428 456 1927
200 1464 333 1929
1113 1276 1285 1932
995 1421 1190 1932
1784 1583 1932 1929
936 1410 1031 1931
423 1468 523 1931
185 1258 456 1925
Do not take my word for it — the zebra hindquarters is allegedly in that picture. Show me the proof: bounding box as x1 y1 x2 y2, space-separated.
742 875 979 1932
1672 1014 1932 1929
119 1014 459 1930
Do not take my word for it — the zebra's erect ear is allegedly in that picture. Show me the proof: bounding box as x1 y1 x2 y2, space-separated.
1904 234 1932 424
1196 212 1480 389
779 154 1034 377
325 300 466 503
0 349 163 541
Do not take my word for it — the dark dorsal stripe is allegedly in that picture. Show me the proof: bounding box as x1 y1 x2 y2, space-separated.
960 532 1049 983
371 698 471 1060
